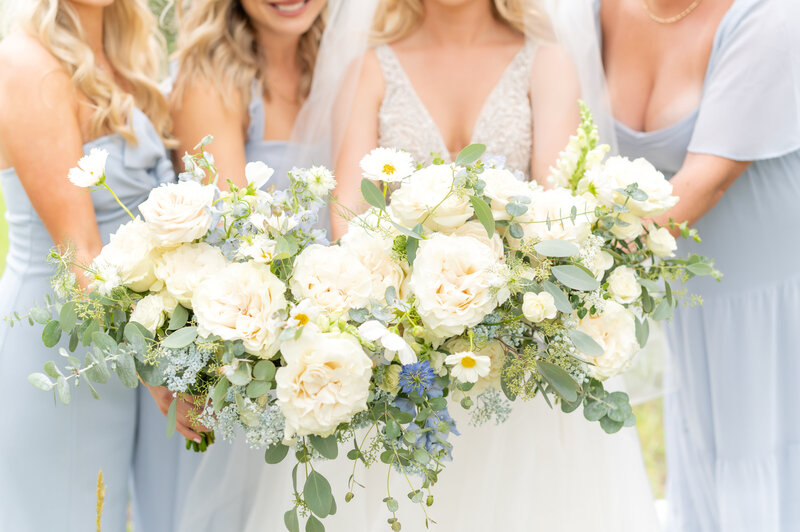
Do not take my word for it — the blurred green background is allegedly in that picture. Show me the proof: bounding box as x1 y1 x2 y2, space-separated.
0 0 666 503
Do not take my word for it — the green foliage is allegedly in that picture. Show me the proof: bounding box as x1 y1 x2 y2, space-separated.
469 195 495 237
455 144 486 166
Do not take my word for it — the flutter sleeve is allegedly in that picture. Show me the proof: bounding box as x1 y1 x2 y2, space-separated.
687 0 800 161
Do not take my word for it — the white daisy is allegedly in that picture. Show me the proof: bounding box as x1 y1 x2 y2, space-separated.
445 351 491 383
359 147 415 183
287 299 322 328
68 148 108 187
297 165 336 197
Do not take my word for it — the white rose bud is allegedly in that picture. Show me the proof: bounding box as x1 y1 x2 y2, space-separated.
606 266 642 304
646 224 677 258
522 291 558 323
610 212 644 241
130 291 178 334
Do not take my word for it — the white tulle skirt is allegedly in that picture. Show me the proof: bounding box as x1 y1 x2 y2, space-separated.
177 385 660 532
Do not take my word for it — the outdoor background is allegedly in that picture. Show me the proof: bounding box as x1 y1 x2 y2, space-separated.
0 0 666 499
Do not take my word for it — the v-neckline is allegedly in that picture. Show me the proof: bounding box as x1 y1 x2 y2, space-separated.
383 43 529 160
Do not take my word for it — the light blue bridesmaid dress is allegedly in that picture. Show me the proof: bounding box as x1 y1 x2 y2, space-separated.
0 108 194 532
597 0 800 530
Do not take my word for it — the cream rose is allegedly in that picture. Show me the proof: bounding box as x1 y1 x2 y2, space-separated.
590 156 678 217
449 220 505 261
139 180 216 246
606 266 642 304
522 189 597 244
192 261 287 358
610 212 644 241
388 164 473 232
290 244 374 314
522 291 558 323
276 326 372 437
445 337 506 394
154 243 227 308
130 291 178 334
646 224 677 258
93 218 160 292
577 301 639 380
341 227 407 302
585 250 614 280
407 234 498 339
481 167 535 221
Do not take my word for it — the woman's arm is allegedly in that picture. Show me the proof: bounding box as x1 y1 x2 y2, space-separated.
331 51 385 240
0 39 102 288
655 152 750 231
171 79 249 190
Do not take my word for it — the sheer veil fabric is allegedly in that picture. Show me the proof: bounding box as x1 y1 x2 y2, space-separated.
178 1 659 530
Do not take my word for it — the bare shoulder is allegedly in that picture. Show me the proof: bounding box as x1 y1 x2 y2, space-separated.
357 48 385 91
0 31 75 108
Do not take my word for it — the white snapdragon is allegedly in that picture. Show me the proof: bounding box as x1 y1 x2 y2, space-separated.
245 161 274 189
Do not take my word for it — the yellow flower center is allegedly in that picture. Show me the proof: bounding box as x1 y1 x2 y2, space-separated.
382 163 396 175
461 356 476 368
295 313 309 326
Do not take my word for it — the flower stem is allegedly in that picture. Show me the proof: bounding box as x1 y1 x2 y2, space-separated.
102 183 135 220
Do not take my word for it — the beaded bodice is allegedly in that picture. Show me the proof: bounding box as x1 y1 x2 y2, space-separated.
375 43 536 176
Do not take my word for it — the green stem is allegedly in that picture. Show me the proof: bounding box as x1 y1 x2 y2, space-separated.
102 183 135 220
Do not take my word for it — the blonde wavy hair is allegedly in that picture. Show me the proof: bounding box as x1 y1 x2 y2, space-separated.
171 0 326 112
12 0 173 146
371 0 553 45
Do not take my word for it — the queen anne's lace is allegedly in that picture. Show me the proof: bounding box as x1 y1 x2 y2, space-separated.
375 43 536 177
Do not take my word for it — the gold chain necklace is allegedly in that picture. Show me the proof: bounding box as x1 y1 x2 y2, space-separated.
641 0 704 24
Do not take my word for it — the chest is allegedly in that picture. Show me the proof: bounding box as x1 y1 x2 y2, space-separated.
600 0 731 132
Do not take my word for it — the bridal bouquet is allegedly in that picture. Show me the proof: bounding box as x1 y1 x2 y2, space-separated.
23 107 717 532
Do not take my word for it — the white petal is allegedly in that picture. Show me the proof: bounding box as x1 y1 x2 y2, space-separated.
358 320 388 342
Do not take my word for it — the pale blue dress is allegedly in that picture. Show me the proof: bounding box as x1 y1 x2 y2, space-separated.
0 108 196 531
597 0 800 530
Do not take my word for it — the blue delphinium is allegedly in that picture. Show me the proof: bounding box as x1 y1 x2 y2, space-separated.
398 361 436 396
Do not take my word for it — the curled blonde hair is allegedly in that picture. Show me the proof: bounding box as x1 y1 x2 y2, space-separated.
371 0 553 45
16 0 173 146
172 0 325 112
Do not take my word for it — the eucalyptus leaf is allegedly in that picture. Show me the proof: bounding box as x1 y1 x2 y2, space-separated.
228 363 252 386
583 400 608 422
304 470 333 518
406 235 419 265
536 361 579 402
455 143 486 166
551 265 600 291
161 326 198 349
166 398 177 438
599 415 624 434
389 221 422 239
56 375 71 405
309 434 338 460
542 280 573 313
59 302 77 332
361 178 386 209
638 278 659 292
652 298 674 321
413 448 431 464
635 316 650 348
253 360 276 381
43 361 61 379
508 222 524 240
28 372 54 392
168 305 190 331
504 202 528 218
246 380 270 398
686 262 713 276
42 320 62 348
469 195 495 237
135 356 165 387
265 442 290 464
567 329 604 358
305 515 324 532
81 320 100 347
284 509 300 532
210 378 230 412
533 239 579 258
115 352 139 389
31 307 52 325
384 419 401 440
92 331 118 354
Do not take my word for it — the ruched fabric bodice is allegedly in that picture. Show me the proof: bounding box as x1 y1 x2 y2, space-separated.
375 43 536 176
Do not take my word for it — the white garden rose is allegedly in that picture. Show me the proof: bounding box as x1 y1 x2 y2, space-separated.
154 243 227 308
445 337 506 394
610 212 644 241
407 234 498 339
93 218 160 292
646 224 677 258
290 244 374 314
276 325 372 437
139 180 216 246
577 301 639 380
341 228 406 302
522 189 597 244
606 266 642 304
521 291 558 323
480 167 535 221
388 164 473 232
585 250 614 280
130 291 178 334
449 220 505 261
192 261 287 358
589 156 678 217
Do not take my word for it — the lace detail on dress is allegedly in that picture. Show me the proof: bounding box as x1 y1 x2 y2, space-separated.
375 43 536 177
